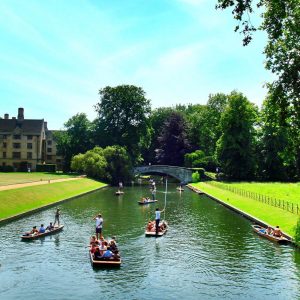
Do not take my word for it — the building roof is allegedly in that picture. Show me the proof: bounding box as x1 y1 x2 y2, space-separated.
0 119 44 135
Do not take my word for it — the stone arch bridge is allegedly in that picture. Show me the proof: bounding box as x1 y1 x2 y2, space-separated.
133 165 193 184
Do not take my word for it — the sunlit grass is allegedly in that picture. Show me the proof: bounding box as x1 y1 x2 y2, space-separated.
0 178 106 220
191 181 300 237
0 172 76 186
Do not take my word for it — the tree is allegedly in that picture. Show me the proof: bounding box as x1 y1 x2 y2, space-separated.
71 147 107 179
94 85 151 164
188 94 228 155
103 145 132 185
216 0 300 139
216 91 258 179
144 107 176 164
155 112 190 166
55 113 93 170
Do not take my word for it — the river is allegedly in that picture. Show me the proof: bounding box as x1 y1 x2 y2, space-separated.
0 183 299 300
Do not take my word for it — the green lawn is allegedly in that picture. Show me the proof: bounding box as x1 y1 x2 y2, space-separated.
191 181 300 237
217 181 300 203
0 178 106 220
0 172 76 186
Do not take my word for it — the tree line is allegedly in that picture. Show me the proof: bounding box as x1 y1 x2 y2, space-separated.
55 85 299 182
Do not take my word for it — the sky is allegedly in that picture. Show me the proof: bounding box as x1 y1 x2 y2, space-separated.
0 0 272 129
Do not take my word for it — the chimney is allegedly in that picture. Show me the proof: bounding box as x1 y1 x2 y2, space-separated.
12 117 16 120
18 107 24 120
4 113 9 119
44 121 48 130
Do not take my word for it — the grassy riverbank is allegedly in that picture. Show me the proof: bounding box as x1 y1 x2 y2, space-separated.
191 181 300 237
0 178 106 220
0 172 76 186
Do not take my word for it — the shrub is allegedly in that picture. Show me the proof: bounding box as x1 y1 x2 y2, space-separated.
17 161 29 172
294 218 300 246
0 165 14 172
192 171 200 183
36 164 57 172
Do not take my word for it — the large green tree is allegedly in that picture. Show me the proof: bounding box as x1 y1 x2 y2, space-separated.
55 113 93 170
216 0 300 137
94 85 151 164
216 91 258 179
155 112 190 166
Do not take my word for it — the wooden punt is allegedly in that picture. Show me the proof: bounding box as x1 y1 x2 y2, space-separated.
89 250 121 267
251 225 290 244
115 191 124 195
21 225 64 240
176 187 184 191
138 199 158 205
145 221 168 237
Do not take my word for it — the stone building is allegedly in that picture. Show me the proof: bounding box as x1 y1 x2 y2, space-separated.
0 108 63 171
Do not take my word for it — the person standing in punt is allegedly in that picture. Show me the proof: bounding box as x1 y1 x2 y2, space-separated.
155 207 164 236
53 209 60 226
93 213 103 240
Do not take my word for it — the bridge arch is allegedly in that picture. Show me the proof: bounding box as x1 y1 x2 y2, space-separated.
133 165 193 184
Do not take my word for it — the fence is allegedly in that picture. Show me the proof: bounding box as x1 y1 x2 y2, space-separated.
207 181 300 215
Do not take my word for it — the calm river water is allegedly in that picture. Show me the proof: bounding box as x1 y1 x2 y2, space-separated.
0 184 300 300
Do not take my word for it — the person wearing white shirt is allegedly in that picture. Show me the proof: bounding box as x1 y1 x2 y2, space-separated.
93 213 104 239
155 208 164 236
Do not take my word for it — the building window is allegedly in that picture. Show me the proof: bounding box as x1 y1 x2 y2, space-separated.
56 159 61 163
47 148 52 153
3 152 6 158
13 143 21 149
13 135 21 139
3 142 7 148
47 155 52 160
2 162 6 166
47 140 52 145
13 152 21 159
27 135 33 140
2 135 7 139
27 152 32 159
27 143 32 149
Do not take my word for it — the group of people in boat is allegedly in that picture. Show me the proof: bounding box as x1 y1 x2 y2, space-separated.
23 209 61 236
24 222 56 236
90 235 120 261
260 225 283 237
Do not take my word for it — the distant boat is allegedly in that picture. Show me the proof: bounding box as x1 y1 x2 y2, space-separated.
138 199 158 205
251 225 290 244
115 191 124 195
176 187 184 191
21 225 64 240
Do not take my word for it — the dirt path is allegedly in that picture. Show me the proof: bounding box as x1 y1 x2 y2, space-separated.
0 177 83 191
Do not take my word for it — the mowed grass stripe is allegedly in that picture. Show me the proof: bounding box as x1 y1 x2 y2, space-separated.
0 172 76 186
0 178 106 220
192 182 299 237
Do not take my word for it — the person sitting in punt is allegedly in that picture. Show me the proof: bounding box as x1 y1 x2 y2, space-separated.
90 235 99 247
273 226 282 237
266 226 273 235
46 222 54 231
100 249 114 260
24 226 39 236
160 222 167 231
93 247 102 260
39 224 46 233
99 239 108 255
147 221 155 232
113 250 121 261
108 240 118 253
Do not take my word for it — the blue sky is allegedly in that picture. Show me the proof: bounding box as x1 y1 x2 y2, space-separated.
0 0 271 129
